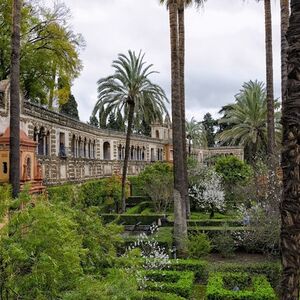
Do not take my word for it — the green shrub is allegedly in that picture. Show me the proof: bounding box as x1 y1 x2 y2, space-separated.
211 262 281 289
48 184 74 203
133 290 185 300
142 270 195 298
100 214 166 225
128 176 146 196
167 259 208 281
125 201 152 214
137 162 174 213
188 233 211 258
212 229 236 258
206 272 276 300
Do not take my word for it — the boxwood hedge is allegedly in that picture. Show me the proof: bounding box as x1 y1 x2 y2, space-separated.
141 270 195 298
133 290 185 300
206 272 276 300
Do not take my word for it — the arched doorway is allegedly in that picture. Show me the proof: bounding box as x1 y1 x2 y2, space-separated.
103 142 111 160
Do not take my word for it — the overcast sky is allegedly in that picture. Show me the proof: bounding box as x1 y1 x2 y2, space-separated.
48 0 281 122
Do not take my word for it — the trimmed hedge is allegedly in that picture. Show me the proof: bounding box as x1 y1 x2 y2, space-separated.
133 290 185 300
206 272 276 300
100 214 166 225
211 262 281 288
142 270 195 298
48 184 73 203
125 201 152 214
187 219 242 227
167 259 208 282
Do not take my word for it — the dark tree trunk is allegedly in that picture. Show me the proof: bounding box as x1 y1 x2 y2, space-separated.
178 5 190 219
169 0 188 257
281 0 290 108
9 0 22 199
264 0 277 202
121 101 135 213
280 1 300 298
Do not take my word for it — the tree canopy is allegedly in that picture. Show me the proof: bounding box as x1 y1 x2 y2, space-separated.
0 0 84 107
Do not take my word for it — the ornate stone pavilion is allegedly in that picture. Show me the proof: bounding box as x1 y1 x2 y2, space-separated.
0 80 243 186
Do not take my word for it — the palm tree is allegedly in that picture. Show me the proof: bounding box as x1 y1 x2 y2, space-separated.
92 51 168 212
280 1 300 298
10 0 22 198
186 117 207 155
280 0 289 108
165 0 188 256
160 0 206 233
217 80 280 162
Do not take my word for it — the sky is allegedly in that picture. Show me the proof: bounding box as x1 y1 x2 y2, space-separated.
45 0 281 122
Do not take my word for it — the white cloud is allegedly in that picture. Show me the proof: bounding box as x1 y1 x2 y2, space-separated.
47 0 282 122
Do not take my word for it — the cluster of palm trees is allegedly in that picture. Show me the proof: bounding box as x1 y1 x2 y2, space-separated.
217 80 281 162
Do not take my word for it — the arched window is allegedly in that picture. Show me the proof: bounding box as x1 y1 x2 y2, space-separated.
45 131 50 156
137 146 140 160
118 144 122 160
33 127 38 154
130 146 134 160
156 130 160 139
71 135 76 157
122 146 125 160
103 142 111 160
38 127 45 155
26 156 31 180
84 138 87 158
142 147 145 160
78 137 82 157
151 148 155 161
88 140 91 158
93 140 96 159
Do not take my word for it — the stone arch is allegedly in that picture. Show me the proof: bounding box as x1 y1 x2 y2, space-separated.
71 134 76 157
156 130 160 139
103 141 111 160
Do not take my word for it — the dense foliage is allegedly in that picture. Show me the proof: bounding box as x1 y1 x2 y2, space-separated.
0 188 126 298
206 272 276 300
0 0 84 106
137 162 174 213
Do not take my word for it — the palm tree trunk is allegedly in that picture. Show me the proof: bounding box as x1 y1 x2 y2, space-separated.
121 100 134 212
281 0 290 108
280 2 300 298
9 0 22 199
169 0 188 257
178 4 190 219
264 0 277 202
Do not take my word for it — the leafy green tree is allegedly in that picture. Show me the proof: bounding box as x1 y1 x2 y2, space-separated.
202 113 216 147
0 0 84 106
88 115 99 127
92 50 168 212
215 156 252 186
215 155 252 207
0 201 84 298
217 80 281 162
138 162 173 213
186 117 207 155
60 94 79 120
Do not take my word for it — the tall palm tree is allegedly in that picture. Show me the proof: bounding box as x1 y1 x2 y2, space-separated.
186 117 207 155
280 0 289 108
166 0 188 256
10 0 22 198
160 0 206 229
92 51 168 212
280 1 300 298
177 0 206 217
217 80 280 162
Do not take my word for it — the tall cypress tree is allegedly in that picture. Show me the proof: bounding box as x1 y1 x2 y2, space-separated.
60 94 79 120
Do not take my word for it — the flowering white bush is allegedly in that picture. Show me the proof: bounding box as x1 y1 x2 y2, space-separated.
124 225 172 289
189 170 225 217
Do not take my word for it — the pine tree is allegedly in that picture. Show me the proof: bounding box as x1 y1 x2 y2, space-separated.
60 94 79 120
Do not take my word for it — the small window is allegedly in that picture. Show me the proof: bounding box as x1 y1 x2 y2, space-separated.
3 162 7 174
